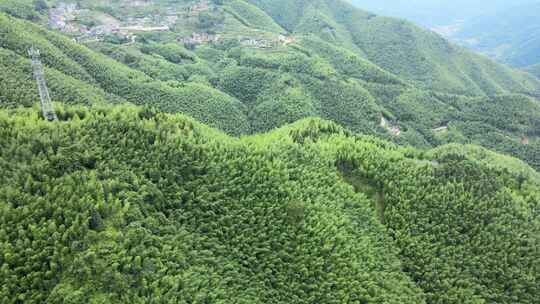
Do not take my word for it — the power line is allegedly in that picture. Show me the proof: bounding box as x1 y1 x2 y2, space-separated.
28 46 58 121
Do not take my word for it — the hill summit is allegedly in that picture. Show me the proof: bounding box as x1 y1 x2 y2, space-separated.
0 104 539 303
1 0 539 172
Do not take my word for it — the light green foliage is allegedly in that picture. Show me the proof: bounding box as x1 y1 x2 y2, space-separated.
0 2 539 180
299 36 402 85
1 0 539 168
0 0 39 20
0 12 249 135
140 43 196 65
246 0 311 31
225 0 284 32
0 104 427 303
2 104 539 303
362 82 540 170
216 64 282 107
95 43 214 83
249 0 539 95
0 47 123 108
249 86 317 132
0 3 539 304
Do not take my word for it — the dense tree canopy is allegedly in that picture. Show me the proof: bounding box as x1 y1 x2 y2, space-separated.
1 1 540 303
0 104 539 303
1 0 539 170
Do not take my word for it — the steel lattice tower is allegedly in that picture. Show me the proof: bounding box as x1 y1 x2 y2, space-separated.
28 47 58 121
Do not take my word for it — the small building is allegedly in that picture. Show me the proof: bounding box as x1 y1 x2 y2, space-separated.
380 117 401 137
278 34 295 45
190 0 210 13
179 32 220 46
240 38 273 48
433 126 448 133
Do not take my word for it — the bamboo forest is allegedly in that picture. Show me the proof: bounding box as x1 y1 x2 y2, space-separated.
1 0 539 303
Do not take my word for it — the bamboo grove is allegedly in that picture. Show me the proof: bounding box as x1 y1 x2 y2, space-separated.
0 104 539 303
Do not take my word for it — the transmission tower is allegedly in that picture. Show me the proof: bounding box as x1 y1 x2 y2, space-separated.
28 46 58 121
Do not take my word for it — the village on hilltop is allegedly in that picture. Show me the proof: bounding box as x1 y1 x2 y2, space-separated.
47 0 296 48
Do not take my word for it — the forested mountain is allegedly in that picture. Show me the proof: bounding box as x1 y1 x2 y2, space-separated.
1 0 539 171
2 1 540 302
1 104 539 303
245 0 537 95
350 0 540 71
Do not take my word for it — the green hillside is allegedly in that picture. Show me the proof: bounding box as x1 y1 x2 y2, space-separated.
1 1 540 303
0 0 539 170
247 0 539 95
0 12 250 135
350 1 540 70
1 104 539 303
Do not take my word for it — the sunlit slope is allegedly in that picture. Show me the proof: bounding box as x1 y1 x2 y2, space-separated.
1 1 540 170
0 104 425 303
0 104 539 303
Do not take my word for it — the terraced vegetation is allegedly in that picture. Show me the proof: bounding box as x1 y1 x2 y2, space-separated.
1 104 539 303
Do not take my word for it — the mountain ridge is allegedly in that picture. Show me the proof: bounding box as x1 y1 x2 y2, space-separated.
1 103 539 302
1 0 539 171
349 0 540 77
248 0 539 95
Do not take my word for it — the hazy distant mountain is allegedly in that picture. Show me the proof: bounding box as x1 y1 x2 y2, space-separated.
349 0 540 70
451 2 540 68
348 0 538 27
